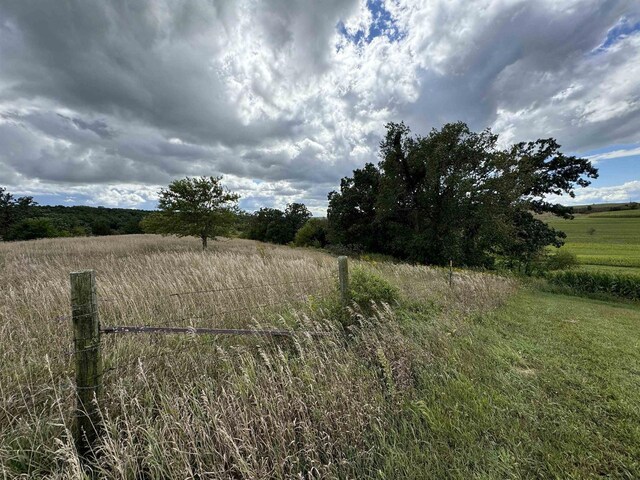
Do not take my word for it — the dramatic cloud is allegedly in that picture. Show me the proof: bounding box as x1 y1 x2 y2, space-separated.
1 0 639 212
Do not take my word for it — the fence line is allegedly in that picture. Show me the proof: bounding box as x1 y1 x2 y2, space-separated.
101 325 329 336
68 256 350 459
64 340 105 357
64 254 464 459
52 277 333 325
115 292 326 330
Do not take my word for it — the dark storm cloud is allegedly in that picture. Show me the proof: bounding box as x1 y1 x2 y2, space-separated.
66 117 114 140
0 0 639 208
0 1 291 145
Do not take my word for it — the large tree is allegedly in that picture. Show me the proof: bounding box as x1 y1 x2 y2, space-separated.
142 176 239 249
247 202 311 245
327 122 598 268
326 163 382 252
248 207 288 244
0 187 37 240
284 202 312 240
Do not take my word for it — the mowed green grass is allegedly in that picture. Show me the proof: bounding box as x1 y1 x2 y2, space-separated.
546 210 640 273
382 289 640 478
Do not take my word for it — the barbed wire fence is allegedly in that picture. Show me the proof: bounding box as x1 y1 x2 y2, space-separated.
61 254 464 457
67 256 350 457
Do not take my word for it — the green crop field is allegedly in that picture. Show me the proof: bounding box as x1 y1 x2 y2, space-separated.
590 209 640 218
546 208 640 275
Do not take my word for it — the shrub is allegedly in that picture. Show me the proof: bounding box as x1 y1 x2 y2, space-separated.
547 270 640 300
248 204 312 245
349 267 400 308
294 218 328 247
326 267 401 330
545 251 578 271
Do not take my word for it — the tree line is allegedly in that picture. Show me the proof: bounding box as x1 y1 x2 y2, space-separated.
1 121 597 272
0 188 148 241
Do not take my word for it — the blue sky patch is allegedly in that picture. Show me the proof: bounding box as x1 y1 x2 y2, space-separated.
593 16 640 54
337 0 404 47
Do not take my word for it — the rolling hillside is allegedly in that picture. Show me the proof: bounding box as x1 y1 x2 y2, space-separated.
546 208 640 275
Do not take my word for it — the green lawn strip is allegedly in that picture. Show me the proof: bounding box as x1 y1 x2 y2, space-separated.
377 290 640 478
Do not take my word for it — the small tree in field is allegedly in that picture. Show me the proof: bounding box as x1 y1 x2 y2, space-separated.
142 176 239 249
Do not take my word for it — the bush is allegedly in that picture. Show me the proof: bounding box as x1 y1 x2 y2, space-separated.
547 270 640 300
349 267 400 308
71 225 89 237
324 267 401 330
294 218 328 247
545 251 578 271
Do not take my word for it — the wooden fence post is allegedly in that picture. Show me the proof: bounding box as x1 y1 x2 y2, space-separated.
338 256 349 305
449 259 453 288
70 270 102 457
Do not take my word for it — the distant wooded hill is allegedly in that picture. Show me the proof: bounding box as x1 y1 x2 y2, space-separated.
31 205 151 237
570 202 639 214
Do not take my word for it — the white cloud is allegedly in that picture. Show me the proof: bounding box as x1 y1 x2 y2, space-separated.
550 180 640 205
588 146 640 163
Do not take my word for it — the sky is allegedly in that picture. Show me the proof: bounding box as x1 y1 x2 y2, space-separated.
1 0 639 215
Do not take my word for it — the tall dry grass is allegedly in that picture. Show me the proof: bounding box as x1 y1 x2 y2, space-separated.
0 235 516 478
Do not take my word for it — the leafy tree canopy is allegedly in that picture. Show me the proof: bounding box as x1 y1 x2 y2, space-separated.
34 205 147 236
327 122 598 268
247 202 312 245
0 187 37 240
5 217 58 241
141 176 239 249
294 218 328 248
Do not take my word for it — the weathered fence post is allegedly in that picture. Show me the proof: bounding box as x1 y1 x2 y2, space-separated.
338 256 349 305
70 270 102 457
449 259 453 288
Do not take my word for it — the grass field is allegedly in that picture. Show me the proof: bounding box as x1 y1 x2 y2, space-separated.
381 289 640 478
546 209 640 275
1 235 639 478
